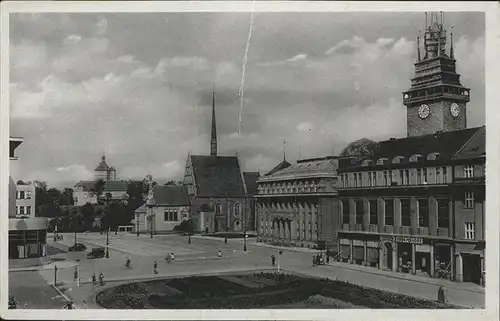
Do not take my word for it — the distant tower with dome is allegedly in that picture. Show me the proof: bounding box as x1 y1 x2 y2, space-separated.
94 155 117 181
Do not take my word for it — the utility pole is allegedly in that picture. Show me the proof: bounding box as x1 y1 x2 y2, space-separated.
105 226 109 258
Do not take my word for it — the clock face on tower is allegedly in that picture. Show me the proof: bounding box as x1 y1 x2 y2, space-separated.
418 104 430 119
450 103 460 118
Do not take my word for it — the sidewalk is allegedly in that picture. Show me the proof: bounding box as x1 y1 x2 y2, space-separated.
324 261 485 294
10 260 78 272
251 241 321 254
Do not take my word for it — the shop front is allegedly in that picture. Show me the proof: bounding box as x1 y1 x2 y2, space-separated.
338 233 379 267
455 242 484 285
8 217 49 259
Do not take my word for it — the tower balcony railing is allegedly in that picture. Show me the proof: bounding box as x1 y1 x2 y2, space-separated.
403 92 469 104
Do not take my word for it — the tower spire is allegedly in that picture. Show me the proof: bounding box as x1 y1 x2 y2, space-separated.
283 138 287 161
450 27 455 59
210 91 217 158
417 33 421 62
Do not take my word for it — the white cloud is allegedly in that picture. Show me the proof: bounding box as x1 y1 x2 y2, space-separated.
287 53 308 62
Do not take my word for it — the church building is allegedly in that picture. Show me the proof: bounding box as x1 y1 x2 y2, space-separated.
336 13 485 285
183 92 259 233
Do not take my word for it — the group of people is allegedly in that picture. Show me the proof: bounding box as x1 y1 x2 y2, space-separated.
312 254 330 266
165 252 175 262
91 272 105 286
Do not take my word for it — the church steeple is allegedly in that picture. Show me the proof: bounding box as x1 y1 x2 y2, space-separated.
210 91 217 158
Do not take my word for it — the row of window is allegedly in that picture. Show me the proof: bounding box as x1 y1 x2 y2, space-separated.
164 210 179 222
258 180 320 194
340 166 452 188
16 206 32 216
215 203 242 216
341 165 477 189
259 202 319 213
16 191 32 200
341 198 450 228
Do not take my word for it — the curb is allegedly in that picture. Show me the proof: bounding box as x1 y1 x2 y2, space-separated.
79 268 277 285
323 262 485 294
252 242 322 254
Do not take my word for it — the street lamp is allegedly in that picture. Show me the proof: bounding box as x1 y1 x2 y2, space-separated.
105 226 110 258
145 175 156 239
243 230 247 252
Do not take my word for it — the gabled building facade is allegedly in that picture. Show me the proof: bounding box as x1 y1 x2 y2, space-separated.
183 92 259 233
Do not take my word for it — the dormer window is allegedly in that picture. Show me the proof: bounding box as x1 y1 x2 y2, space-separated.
392 156 405 164
362 159 374 166
427 152 440 161
376 158 388 165
409 154 422 162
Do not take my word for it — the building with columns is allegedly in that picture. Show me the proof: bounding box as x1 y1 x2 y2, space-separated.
256 156 339 249
335 13 485 284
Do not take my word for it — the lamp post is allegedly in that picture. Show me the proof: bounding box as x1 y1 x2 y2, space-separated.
145 175 156 239
74 230 77 247
105 226 109 258
243 230 247 252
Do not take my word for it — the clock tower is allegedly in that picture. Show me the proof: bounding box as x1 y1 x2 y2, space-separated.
403 12 470 137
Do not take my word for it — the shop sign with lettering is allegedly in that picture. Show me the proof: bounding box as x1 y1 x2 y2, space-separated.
392 236 423 244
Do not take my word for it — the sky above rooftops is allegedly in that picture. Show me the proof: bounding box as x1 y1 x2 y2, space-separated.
9 11 484 188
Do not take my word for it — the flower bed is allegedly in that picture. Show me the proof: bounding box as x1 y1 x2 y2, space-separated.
96 273 460 309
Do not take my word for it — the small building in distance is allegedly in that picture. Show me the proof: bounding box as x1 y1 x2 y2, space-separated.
15 183 36 218
134 185 190 234
73 155 129 206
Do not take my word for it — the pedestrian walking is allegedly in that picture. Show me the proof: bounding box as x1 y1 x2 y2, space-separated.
73 268 78 282
437 285 446 303
271 255 276 266
82 300 87 309
154 261 158 274
170 253 175 261
218 250 222 258
326 255 330 264
99 272 104 286
91 272 97 286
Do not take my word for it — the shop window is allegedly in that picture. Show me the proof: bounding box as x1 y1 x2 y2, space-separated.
464 165 474 178
342 200 350 224
465 192 474 208
437 199 449 228
385 199 394 226
465 222 475 240
418 199 429 227
401 199 411 226
369 200 377 225
355 200 363 224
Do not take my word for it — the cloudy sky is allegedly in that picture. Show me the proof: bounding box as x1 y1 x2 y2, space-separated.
9 11 485 188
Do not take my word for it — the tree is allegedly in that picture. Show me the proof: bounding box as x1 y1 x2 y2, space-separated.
103 202 128 230
91 180 106 205
165 180 177 186
174 219 195 234
81 204 96 231
61 188 74 206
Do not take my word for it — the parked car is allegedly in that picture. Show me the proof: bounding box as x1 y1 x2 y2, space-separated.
86 247 105 259
68 243 87 252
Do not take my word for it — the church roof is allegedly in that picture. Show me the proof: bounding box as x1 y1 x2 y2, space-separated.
153 185 190 206
265 159 292 176
243 172 260 196
190 155 246 198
